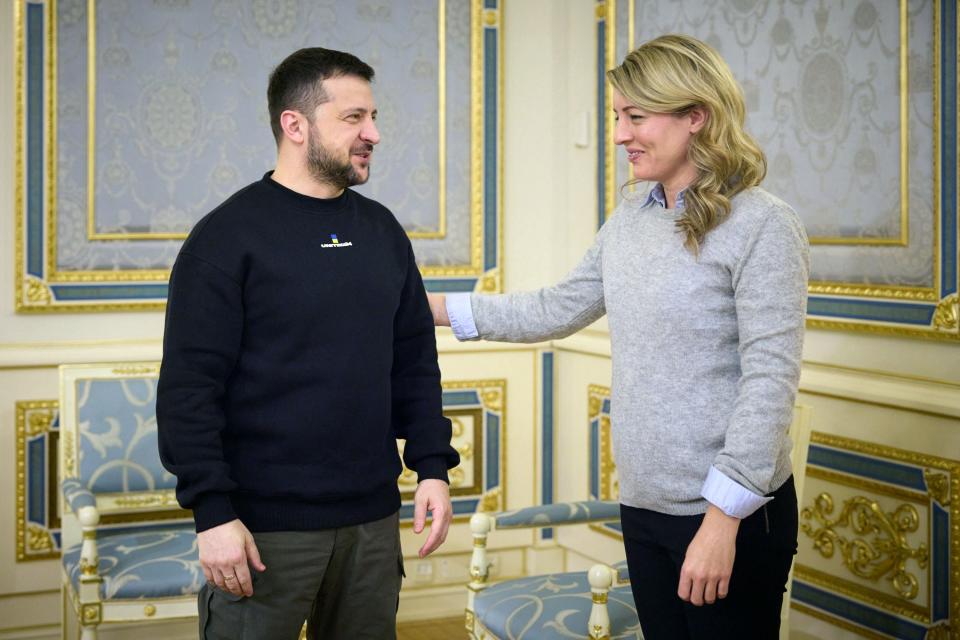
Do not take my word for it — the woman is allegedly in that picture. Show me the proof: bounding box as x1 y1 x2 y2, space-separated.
431 34 808 639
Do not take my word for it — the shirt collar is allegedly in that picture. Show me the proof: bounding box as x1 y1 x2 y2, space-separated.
641 183 686 210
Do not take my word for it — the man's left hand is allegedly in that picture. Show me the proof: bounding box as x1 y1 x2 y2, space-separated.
413 479 452 558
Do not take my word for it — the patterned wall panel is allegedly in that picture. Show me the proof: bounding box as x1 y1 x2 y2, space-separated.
587 384 621 539
793 432 957 639
599 0 958 340
14 0 503 311
15 400 61 561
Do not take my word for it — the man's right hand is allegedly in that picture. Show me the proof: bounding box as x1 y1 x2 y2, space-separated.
427 293 450 327
197 519 266 597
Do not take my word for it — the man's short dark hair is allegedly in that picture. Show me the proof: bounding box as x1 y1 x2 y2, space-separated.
267 48 375 145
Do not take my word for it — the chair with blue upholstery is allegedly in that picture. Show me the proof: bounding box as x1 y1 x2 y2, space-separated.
464 404 813 640
59 363 201 640
465 501 643 640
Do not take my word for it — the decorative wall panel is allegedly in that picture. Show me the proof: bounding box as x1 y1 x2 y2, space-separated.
15 400 61 561
15 0 503 311
599 0 958 340
587 384 621 539
399 379 507 522
793 432 957 639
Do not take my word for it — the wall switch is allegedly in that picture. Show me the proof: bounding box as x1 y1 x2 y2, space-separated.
573 111 591 148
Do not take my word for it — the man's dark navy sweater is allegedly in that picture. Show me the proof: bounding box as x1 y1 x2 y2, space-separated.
157 173 459 533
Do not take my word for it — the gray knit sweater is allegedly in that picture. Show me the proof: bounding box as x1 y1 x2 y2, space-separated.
470 187 809 515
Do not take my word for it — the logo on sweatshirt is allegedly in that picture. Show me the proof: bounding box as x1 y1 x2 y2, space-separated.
321 233 353 248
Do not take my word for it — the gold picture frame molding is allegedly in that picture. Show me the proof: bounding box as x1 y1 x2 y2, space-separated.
586 383 622 542
15 400 60 562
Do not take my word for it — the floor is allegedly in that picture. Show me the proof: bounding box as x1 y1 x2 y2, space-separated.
397 616 467 640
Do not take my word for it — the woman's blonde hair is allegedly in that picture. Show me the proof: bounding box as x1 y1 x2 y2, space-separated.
607 34 766 253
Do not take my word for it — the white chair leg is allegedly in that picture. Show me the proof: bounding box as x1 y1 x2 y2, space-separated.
465 513 494 637
588 564 614 640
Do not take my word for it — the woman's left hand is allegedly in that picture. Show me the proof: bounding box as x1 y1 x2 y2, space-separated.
678 505 740 605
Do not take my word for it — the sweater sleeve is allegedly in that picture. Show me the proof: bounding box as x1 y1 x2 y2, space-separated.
157 252 243 532
392 244 461 483
712 208 809 499
470 227 607 343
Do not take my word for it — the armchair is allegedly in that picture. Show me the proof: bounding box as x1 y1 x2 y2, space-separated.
465 501 642 639
59 363 201 640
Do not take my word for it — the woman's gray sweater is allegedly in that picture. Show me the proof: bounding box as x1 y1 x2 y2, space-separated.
469 187 809 516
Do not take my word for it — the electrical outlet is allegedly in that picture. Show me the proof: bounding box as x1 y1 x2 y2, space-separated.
414 560 433 582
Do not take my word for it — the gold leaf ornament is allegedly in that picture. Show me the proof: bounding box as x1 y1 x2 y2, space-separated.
801 493 929 600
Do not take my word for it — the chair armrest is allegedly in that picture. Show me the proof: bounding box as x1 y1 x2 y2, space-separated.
493 500 620 529
62 478 97 514
588 564 616 640
62 479 101 584
466 500 621 620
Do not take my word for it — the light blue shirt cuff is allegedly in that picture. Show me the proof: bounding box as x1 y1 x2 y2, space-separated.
701 466 772 519
446 293 479 341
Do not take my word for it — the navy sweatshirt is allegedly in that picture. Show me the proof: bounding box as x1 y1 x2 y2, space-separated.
157 173 459 533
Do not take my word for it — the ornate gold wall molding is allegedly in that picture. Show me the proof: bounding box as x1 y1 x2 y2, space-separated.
587 384 616 500
400 379 507 515
24 277 52 305
398 407 483 498
15 400 60 561
801 493 929 600
587 384 621 541
933 294 959 332
925 470 951 507
793 563 929 623
794 431 960 637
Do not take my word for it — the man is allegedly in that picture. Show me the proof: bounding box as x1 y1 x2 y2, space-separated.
157 48 459 639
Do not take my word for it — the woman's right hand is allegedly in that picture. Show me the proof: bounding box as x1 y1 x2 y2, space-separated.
427 293 450 327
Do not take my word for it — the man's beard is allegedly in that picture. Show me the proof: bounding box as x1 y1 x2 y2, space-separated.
306 125 372 190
